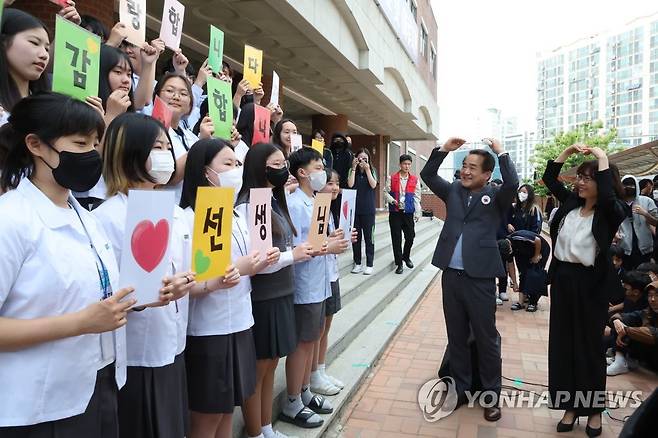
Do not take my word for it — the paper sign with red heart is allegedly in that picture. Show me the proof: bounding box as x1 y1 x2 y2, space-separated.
130 219 170 272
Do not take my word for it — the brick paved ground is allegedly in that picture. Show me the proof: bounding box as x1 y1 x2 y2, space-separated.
336 275 658 437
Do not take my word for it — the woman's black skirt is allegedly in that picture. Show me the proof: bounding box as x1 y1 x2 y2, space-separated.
118 353 189 438
185 329 257 413
251 294 298 360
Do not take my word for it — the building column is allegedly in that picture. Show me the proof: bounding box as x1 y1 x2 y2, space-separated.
17 1 115 34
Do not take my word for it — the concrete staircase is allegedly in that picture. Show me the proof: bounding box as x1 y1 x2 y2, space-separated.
231 214 443 438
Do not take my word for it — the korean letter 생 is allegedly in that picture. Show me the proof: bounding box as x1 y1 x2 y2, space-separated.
207 77 233 140
119 190 175 306
243 44 263 88
120 0 146 45
208 25 225 74
338 189 357 234
159 0 185 51
192 187 234 282
248 188 273 261
52 16 101 101
308 193 333 252
252 104 271 144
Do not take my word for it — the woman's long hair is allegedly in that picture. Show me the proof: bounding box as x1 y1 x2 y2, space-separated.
515 183 536 215
98 45 135 112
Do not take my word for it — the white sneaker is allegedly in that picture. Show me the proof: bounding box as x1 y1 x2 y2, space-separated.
499 292 509 301
265 431 298 438
607 357 630 376
351 264 363 274
606 356 615 366
310 373 340 395
363 266 373 275
321 370 345 389
496 297 503 306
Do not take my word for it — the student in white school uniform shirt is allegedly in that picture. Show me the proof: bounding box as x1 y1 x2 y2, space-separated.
179 138 282 438
151 73 215 203
0 93 135 437
92 113 196 438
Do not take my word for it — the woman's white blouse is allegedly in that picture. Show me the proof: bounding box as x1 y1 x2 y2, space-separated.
94 192 190 366
185 205 254 336
554 207 597 267
0 179 126 426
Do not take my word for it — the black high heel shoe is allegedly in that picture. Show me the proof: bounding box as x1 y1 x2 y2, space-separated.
586 416 602 437
556 415 578 432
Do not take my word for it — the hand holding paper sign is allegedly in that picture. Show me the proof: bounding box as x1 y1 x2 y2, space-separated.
78 286 136 334
56 1 81 25
292 242 313 262
327 231 349 254
160 270 196 302
234 250 261 276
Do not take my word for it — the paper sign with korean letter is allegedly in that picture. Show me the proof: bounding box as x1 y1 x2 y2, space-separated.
52 16 101 101
252 105 271 144
207 77 233 140
243 45 263 88
248 188 273 261
192 187 233 282
159 0 185 51
339 189 357 234
118 190 174 306
120 0 146 45
308 193 333 252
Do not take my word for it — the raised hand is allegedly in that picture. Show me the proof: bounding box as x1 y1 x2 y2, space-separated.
441 137 467 152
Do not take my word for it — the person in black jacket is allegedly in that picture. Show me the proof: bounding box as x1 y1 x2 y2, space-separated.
542 144 626 437
329 132 354 225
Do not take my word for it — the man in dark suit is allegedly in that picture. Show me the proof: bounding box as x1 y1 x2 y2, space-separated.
420 137 519 422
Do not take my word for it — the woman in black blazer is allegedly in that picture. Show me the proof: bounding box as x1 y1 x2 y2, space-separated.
543 145 626 437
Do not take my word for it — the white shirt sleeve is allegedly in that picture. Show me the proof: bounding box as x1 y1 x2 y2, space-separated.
0 214 26 307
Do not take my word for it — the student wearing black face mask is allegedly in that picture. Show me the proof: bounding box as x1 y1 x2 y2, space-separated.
0 92 136 437
618 176 658 270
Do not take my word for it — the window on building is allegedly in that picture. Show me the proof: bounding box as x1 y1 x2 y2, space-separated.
410 0 417 20
430 46 437 78
420 23 428 59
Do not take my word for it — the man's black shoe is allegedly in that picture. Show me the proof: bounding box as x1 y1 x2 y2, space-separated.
395 265 404 274
404 259 414 269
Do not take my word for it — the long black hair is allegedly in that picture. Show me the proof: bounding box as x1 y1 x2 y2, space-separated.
235 103 255 146
180 138 233 210
514 183 536 215
0 9 50 112
272 118 296 156
0 92 105 191
98 45 135 112
236 142 296 236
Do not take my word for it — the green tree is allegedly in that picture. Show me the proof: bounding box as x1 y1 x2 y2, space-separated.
531 121 621 196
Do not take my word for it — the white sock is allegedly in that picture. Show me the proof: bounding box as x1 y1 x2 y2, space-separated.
261 424 273 437
615 351 625 363
311 370 323 382
283 394 303 418
301 385 313 405
318 363 326 371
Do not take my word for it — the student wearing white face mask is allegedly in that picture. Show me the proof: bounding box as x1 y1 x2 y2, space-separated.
93 113 196 438
180 138 282 438
0 93 135 437
507 184 541 235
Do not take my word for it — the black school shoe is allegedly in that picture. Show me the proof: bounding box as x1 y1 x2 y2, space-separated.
395 265 404 274
404 258 414 269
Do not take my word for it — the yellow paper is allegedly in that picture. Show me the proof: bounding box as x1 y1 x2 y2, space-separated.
308 193 333 251
243 45 263 88
311 139 324 155
191 187 233 282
